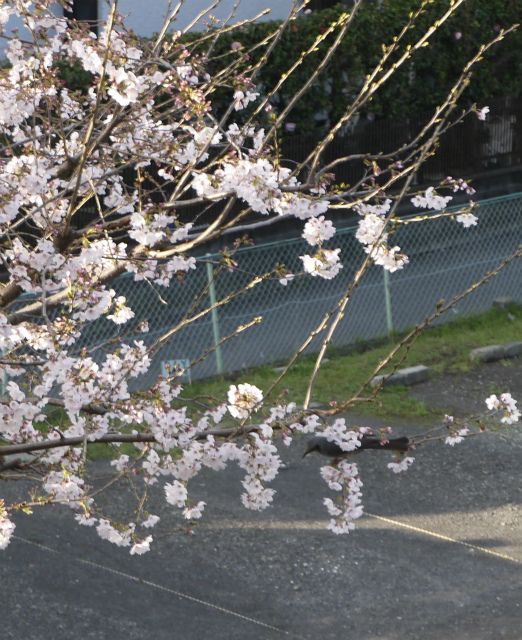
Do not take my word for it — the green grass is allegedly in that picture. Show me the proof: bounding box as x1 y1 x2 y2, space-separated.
184 303 522 420
40 408 137 461
28 303 522 461
86 442 137 461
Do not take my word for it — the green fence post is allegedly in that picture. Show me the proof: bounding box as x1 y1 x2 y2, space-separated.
206 256 224 375
383 268 394 336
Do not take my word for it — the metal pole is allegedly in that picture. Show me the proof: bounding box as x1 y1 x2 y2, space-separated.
383 269 394 336
206 256 224 375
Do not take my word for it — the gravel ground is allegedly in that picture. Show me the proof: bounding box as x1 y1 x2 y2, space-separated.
410 357 522 416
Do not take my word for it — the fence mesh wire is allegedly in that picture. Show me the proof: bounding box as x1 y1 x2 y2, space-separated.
74 192 522 387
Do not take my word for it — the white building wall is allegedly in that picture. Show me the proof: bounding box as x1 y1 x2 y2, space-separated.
1 1 293 57
0 4 62 56
1 15 25 56
99 0 294 36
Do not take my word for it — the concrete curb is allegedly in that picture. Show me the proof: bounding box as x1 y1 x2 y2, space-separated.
493 297 515 309
371 365 430 388
470 342 522 363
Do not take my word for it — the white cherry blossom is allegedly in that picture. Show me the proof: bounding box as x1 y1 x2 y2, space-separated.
411 187 452 211
301 249 342 279
302 215 336 246
387 457 415 474
228 383 264 419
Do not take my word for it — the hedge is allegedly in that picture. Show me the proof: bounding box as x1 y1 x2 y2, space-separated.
184 0 522 131
53 0 521 131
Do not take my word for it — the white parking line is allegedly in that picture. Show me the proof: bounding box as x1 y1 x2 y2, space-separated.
200 514 521 564
365 513 521 565
14 535 298 638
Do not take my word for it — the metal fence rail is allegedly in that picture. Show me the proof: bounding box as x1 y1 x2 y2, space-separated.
81 192 522 387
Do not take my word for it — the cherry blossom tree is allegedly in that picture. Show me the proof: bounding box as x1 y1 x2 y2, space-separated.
0 0 520 554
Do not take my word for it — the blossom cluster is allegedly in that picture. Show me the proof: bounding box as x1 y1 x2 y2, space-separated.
387 456 415 474
486 393 521 424
227 383 264 419
411 187 478 228
192 158 341 280
0 1 508 556
0 501 16 551
355 200 409 272
320 418 363 452
321 462 364 534
444 428 470 446
411 187 453 211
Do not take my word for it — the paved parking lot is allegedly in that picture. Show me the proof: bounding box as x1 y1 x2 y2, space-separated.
2 407 521 640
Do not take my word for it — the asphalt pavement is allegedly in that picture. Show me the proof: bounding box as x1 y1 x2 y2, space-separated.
2 410 522 640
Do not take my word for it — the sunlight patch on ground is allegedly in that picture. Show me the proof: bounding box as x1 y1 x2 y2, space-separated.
201 510 522 564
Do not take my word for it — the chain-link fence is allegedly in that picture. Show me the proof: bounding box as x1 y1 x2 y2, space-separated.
77 192 522 387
